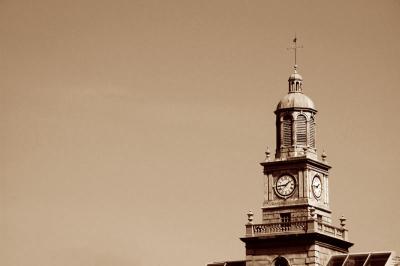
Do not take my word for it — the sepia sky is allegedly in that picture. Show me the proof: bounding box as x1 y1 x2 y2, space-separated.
1 1 400 266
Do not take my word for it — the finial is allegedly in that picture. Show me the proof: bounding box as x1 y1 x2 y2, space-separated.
265 147 271 161
247 210 254 224
321 150 327 162
340 215 347 228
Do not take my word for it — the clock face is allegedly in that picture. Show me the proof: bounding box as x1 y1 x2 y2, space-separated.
276 175 296 197
312 175 322 198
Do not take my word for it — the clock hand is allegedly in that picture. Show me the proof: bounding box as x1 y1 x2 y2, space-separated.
277 181 291 188
284 182 293 189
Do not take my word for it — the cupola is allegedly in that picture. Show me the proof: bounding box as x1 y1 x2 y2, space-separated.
288 65 303 93
274 65 317 160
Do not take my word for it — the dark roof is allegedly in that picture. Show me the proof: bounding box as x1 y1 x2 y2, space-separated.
207 260 246 266
326 252 397 266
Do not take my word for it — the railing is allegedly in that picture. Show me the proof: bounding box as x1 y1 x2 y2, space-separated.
246 220 348 241
317 222 345 239
252 221 307 234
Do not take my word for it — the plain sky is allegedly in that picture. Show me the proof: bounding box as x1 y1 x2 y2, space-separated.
1 1 400 266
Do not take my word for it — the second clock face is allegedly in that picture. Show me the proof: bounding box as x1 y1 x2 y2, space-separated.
276 175 296 197
312 175 322 198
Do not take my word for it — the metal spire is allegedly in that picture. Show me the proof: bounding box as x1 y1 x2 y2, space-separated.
287 35 303 68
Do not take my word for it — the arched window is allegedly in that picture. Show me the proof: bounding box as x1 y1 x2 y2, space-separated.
296 114 307 146
275 256 290 266
310 116 315 148
282 115 292 147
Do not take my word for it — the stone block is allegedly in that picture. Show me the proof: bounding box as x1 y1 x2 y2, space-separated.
292 258 306 264
308 250 318 257
306 257 318 264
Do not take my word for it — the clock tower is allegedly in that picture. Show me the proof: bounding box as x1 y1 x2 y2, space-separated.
240 39 353 266
261 63 332 228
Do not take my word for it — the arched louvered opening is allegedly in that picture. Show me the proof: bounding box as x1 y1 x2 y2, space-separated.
296 114 307 146
310 116 315 148
281 115 292 147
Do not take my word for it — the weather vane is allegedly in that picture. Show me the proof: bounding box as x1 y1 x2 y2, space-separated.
287 35 303 67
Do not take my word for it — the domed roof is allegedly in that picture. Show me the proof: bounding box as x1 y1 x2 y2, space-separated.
289 72 303 81
276 92 315 110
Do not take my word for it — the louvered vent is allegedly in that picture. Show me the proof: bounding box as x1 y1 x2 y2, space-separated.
310 117 315 148
296 115 307 146
282 116 292 146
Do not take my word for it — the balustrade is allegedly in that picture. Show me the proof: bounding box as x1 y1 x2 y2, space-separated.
247 220 347 241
